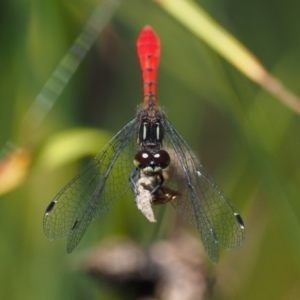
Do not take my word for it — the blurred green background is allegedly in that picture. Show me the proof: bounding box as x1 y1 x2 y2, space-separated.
1 0 300 299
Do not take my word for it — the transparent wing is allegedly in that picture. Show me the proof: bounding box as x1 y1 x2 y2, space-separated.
162 119 245 263
43 118 139 252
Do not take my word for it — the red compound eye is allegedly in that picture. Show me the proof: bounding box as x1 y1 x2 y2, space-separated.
134 150 153 168
153 150 170 169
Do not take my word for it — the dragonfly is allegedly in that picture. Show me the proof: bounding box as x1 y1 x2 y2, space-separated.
43 26 245 263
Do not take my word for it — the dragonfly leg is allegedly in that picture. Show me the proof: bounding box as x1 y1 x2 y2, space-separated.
150 173 164 194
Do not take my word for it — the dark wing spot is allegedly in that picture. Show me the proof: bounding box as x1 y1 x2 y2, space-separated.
211 228 218 244
45 201 57 215
234 213 245 229
70 220 79 233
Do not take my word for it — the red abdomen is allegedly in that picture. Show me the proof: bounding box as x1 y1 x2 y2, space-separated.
136 26 160 108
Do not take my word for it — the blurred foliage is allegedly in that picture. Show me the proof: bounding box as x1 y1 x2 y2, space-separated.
1 0 300 299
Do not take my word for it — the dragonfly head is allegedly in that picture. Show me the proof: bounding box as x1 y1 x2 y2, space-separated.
134 150 170 175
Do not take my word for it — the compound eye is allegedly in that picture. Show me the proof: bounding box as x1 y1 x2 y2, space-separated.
153 150 170 169
134 150 152 168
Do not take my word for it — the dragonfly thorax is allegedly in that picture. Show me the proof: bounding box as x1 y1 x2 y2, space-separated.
137 110 166 151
